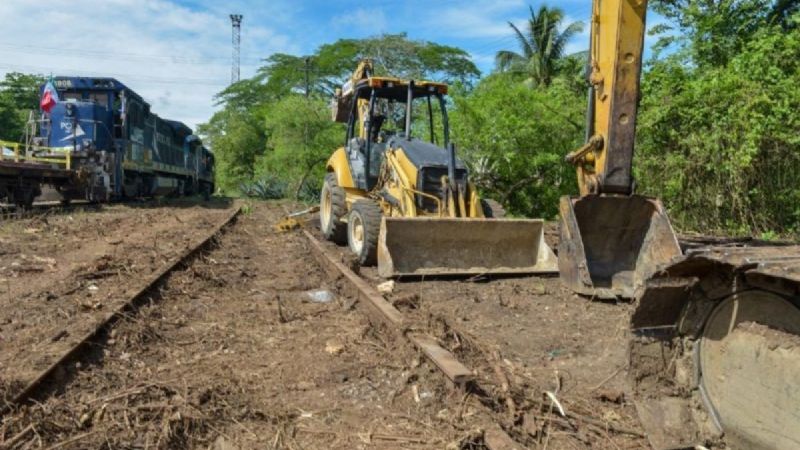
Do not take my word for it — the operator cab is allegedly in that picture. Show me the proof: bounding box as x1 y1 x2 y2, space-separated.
333 76 451 191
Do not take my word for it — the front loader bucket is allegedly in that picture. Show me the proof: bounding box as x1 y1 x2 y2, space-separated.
558 195 681 300
377 217 558 278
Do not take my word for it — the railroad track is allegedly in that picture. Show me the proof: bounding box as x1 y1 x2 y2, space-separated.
299 226 526 449
0 205 241 417
296 213 650 449
0 196 223 221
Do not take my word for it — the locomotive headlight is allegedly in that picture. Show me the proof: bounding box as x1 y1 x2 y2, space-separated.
65 103 76 118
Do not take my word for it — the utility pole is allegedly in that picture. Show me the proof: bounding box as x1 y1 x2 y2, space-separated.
305 56 311 98
230 14 243 84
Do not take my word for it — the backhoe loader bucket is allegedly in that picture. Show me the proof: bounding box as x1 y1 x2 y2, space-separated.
377 217 558 278
558 195 681 299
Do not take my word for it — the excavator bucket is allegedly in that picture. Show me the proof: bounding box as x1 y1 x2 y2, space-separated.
557 195 681 299
377 217 558 278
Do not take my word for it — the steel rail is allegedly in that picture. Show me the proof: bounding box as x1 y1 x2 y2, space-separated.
0 205 242 417
299 226 524 449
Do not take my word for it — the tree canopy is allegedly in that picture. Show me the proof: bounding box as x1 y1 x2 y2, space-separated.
495 6 584 86
0 73 44 143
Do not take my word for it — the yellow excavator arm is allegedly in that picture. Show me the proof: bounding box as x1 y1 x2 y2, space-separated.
561 3 800 449
558 0 681 300
566 0 648 195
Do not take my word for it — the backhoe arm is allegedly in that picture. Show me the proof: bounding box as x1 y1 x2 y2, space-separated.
567 0 648 195
558 0 680 300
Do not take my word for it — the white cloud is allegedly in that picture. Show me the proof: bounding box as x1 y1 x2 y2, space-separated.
331 8 388 35
0 0 298 129
430 1 527 39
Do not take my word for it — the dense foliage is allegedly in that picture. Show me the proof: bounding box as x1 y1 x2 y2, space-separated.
0 73 45 143
450 74 582 218
257 96 343 201
637 2 800 236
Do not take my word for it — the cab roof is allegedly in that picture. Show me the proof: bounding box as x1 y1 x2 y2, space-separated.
351 76 448 101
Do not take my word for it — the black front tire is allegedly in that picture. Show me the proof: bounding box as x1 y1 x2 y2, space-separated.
347 200 382 266
481 199 506 218
320 173 347 244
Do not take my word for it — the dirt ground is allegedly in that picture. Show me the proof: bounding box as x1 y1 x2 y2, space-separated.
1 201 507 449
0 199 235 404
0 200 652 449
313 215 647 450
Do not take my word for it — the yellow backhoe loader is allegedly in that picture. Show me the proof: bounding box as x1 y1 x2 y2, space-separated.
561 1 800 449
320 60 557 277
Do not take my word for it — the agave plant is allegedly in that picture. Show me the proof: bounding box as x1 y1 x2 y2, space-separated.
296 179 321 203
239 176 288 200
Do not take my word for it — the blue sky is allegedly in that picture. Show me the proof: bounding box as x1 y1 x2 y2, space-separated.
0 0 667 129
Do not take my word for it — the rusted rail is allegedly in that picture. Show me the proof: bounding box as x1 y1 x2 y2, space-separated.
0 205 242 416
299 227 524 449
301 229 473 386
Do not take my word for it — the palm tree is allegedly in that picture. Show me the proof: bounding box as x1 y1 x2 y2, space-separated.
496 5 584 86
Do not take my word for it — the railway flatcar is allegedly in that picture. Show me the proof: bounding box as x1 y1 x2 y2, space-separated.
3 77 214 206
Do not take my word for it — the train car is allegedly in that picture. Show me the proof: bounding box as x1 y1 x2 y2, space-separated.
22 76 214 205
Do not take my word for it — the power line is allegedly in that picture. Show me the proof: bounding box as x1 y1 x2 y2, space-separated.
0 42 265 65
0 63 228 87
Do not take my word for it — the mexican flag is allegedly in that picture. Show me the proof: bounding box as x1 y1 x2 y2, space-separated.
40 79 59 113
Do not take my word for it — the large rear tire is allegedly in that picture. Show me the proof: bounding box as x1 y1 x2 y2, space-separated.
348 200 382 266
320 173 347 244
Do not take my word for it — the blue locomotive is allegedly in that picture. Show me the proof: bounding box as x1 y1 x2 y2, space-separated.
30 77 214 203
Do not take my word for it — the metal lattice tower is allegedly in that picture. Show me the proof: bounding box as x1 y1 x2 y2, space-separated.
230 14 243 84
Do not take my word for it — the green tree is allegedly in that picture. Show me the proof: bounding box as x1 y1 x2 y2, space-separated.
651 0 798 66
637 17 800 235
449 73 584 218
495 5 584 86
257 34 481 99
256 97 344 199
197 107 267 192
197 65 279 193
0 72 45 143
